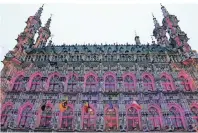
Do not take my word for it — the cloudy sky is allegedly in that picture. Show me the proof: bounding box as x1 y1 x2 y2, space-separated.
0 1 198 70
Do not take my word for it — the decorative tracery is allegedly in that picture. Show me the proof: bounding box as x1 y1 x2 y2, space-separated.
30 75 42 92
19 105 33 128
49 75 64 92
148 107 162 129
169 106 184 129
13 75 25 91
39 106 53 128
67 75 78 92
127 106 141 131
1 105 13 127
161 73 174 91
124 75 135 92
143 74 154 91
61 106 73 130
105 75 116 92
85 75 97 92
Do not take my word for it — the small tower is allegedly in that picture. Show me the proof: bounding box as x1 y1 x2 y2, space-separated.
152 14 169 46
160 4 191 55
34 14 52 48
13 4 44 58
134 31 141 45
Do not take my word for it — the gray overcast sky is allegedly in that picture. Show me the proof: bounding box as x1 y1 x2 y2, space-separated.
0 3 198 70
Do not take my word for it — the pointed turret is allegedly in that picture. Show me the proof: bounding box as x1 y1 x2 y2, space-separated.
34 14 52 48
160 3 169 17
152 14 169 46
34 4 44 20
160 4 192 57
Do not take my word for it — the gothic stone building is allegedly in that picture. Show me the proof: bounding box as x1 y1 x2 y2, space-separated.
1 4 198 132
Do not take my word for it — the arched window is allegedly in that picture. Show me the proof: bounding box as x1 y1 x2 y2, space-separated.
104 106 118 131
148 107 162 130
161 74 174 91
85 75 97 92
180 76 191 91
143 74 154 91
105 75 116 92
82 105 96 131
127 106 141 131
1 105 13 127
30 75 42 92
49 75 64 92
169 106 184 129
19 105 33 128
61 106 73 130
191 106 198 125
124 75 135 92
67 75 78 92
39 105 53 128
13 75 25 91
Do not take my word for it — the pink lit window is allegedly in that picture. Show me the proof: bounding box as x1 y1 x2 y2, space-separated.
82 107 96 131
49 75 64 92
191 107 198 125
169 107 184 128
127 107 140 131
105 108 118 131
85 75 97 92
161 75 173 91
143 75 154 91
30 75 42 91
180 76 191 91
67 75 78 92
1 105 12 127
61 106 73 130
39 106 52 128
105 75 116 92
148 107 161 129
13 75 25 91
19 106 32 128
124 75 135 92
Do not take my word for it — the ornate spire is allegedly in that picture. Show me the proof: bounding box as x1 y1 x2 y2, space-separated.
35 4 44 19
160 3 169 17
45 14 52 29
134 31 141 45
152 13 160 28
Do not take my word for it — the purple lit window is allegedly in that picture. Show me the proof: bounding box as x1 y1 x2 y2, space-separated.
148 107 161 129
127 107 140 131
143 75 154 91
124 75 135 92
61 106 73 130
105 75 116 92
85 75 97 92
67 75 78 92
40 106 52 127
169 107 184 128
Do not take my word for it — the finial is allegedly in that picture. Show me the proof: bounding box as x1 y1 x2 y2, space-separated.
42 4 44 8
160 3 163 7
134 30 137 36
152 13 154 18
45 14 52 28
50 13 53 19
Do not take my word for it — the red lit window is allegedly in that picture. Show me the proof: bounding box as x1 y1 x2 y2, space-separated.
105 108 118 131
39 106 52 128
82 106 96 131
19 106 32 128
143 75 154 91
61 106 73 130
161 75 173 91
